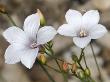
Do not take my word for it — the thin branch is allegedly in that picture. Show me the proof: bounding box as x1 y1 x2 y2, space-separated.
90 43 103 82
36 59 56 82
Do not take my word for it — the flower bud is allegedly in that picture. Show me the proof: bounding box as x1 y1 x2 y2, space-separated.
0 4 7 14
39 45 45 53
85 68 91 76
71 63 77 73
37 9 46 26
38 53 46 64
62 62 69 72
71 54 78 62
78 71 85 79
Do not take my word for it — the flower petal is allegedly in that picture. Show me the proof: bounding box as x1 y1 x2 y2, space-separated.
3 26 28 44
5 45 21 64
21 48 39 69
90 24 107 39
65 9 82 26
57 24 78 37
82 10 99 29
73 37 91 48
23 13 40 39
37 26 57 44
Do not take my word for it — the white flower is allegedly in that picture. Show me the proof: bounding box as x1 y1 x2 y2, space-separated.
3 13 57 69
58 9 107 48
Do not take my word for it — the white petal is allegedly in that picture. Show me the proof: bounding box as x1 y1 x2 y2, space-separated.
57 24 78 37
3 26 23 43
37 26 57 44
73 37 91 48
23 13 40 39
90 24 107 39
65 9 82 26
3 26 30 45
5 45 21 64
82 10 99 28
21 48 39 69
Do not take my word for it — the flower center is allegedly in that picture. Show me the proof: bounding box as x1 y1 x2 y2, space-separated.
30 42 38 49
79 30 87 37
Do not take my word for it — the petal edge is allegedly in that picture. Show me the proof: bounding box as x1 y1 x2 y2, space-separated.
73 37 91 48
90 24 107 39
37 26 57 44
65 9 82 26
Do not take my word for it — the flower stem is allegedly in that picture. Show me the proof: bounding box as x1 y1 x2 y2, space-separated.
78 48 84 62
90 43 103 82
6 13 17 26
37 59 56 82
44 43 68 82
82 51 88 68
44 51 72 65
1 12 17 26
50 49 68 82
78 49 85 71
63 72 68 82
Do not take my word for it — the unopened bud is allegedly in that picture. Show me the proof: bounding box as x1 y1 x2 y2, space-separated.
78 71 85 79
37 9 46 26
62 62 69 72
71 63 77 73
71 55 78 62
39 45 45 53
85 68 91 76
38 53 46 64
0 4 7 14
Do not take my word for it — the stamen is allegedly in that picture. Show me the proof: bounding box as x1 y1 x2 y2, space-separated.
79 29 87 37
30 42 38 49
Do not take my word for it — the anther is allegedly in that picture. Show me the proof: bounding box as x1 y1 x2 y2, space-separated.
79 30 87 37
30 43 38 49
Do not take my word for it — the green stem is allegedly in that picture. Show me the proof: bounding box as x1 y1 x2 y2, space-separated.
90 43 103 82
53 53 68 82
45 51 69 82
78 48 84 62
46 44 68 82
37 59 56 82
78 49 85 71
44 50 72 65
82 51 88 68
6 13 17 26
63 72 68 82
78 62 85 71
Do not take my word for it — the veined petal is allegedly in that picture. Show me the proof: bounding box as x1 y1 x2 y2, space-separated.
90 24 107 39
82 10 99 29
37 26 57 44
65 9 82 26
21 48 39 69
5 45 21 64
23 13 40 40
57 24 78 37
3 26 28 45
73 37 91 48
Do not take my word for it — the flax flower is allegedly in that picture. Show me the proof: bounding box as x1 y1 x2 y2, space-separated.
3 13 57 69
58 9 107 48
